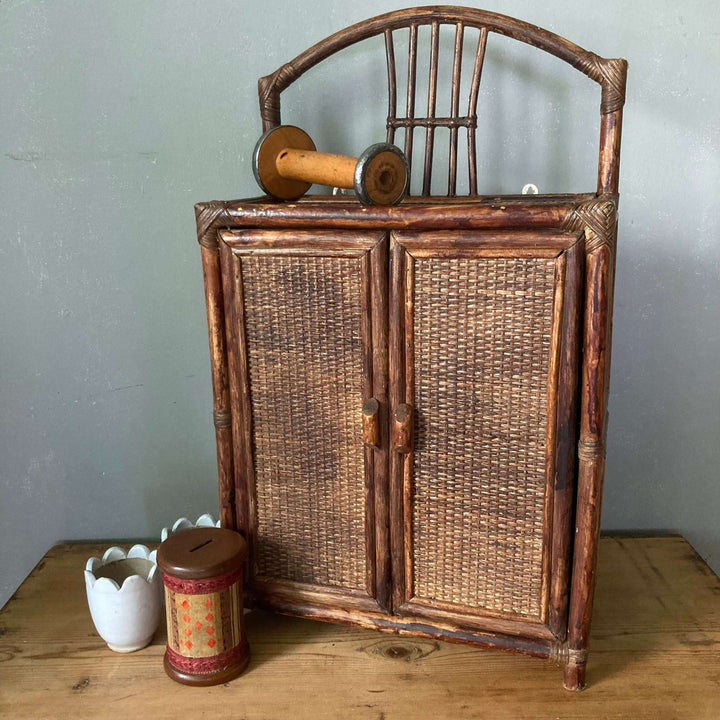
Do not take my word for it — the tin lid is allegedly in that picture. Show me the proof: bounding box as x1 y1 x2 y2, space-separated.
157 527 247 579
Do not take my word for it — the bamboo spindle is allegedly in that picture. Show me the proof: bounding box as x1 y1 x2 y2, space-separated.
253 125 408 206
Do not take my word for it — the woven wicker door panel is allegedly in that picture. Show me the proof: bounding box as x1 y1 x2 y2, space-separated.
390 231 582 633
219 230 389 613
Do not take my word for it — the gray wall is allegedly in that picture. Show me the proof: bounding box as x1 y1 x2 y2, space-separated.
1 0 718 607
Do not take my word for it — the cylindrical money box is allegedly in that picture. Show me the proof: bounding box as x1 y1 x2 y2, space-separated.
157 527 250 685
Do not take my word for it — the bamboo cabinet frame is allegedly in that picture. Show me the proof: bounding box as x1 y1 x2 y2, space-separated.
195 7 626 690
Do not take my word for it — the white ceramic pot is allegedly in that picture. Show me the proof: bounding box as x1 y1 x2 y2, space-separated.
160 513 220 541
84 545 163 653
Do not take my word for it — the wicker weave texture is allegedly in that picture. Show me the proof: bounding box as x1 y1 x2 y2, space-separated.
411 256 555 617
240 255 367 590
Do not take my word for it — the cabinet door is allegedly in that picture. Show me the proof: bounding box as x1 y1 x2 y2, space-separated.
219 230 390 614
389 230 583 640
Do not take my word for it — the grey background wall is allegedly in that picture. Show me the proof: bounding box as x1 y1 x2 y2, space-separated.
1 0 718 608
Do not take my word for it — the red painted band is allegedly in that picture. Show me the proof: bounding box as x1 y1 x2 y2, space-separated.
161 566 242 594
166 641 247 675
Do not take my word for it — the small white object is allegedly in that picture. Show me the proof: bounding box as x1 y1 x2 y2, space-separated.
160 513 220 542
84 545 163 653
522 183 539 195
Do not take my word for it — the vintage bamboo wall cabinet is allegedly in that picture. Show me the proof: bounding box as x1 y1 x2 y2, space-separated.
195 7 626 691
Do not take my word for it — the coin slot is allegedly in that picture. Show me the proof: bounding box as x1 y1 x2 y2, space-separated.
189 539 213 553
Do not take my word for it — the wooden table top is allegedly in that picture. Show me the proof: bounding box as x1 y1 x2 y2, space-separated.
1 536 718 719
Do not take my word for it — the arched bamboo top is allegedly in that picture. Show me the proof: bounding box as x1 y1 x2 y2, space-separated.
259 6 626 125
257 6 627 196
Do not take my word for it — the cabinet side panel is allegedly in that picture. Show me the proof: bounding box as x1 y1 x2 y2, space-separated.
411 256 556 618
240 254 367 591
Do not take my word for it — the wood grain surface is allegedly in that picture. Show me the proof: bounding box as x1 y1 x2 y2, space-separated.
1 536 718 719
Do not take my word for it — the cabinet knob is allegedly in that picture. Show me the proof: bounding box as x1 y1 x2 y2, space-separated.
392 404 414 454
362 398 380 448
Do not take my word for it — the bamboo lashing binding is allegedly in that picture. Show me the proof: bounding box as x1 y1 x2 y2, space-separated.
253 125 409 205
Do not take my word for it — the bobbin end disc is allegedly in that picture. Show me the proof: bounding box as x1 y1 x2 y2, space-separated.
253 125 316 200
163 641 251 687
354 143 409 205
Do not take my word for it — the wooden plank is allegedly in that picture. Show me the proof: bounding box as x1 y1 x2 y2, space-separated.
1 537 718 719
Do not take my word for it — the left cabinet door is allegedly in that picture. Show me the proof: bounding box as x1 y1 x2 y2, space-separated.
218 229 390 615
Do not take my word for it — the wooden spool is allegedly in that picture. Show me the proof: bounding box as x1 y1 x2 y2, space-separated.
253 125 409 205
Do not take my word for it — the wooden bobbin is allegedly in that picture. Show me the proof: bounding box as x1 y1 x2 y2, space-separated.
252 125 409 205
157 527 250 686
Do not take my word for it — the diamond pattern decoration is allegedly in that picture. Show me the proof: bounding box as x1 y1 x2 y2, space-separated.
176 596 222 653
169 590 231 658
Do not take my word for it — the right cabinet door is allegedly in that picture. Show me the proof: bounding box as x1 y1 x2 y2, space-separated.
389 230 584 641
